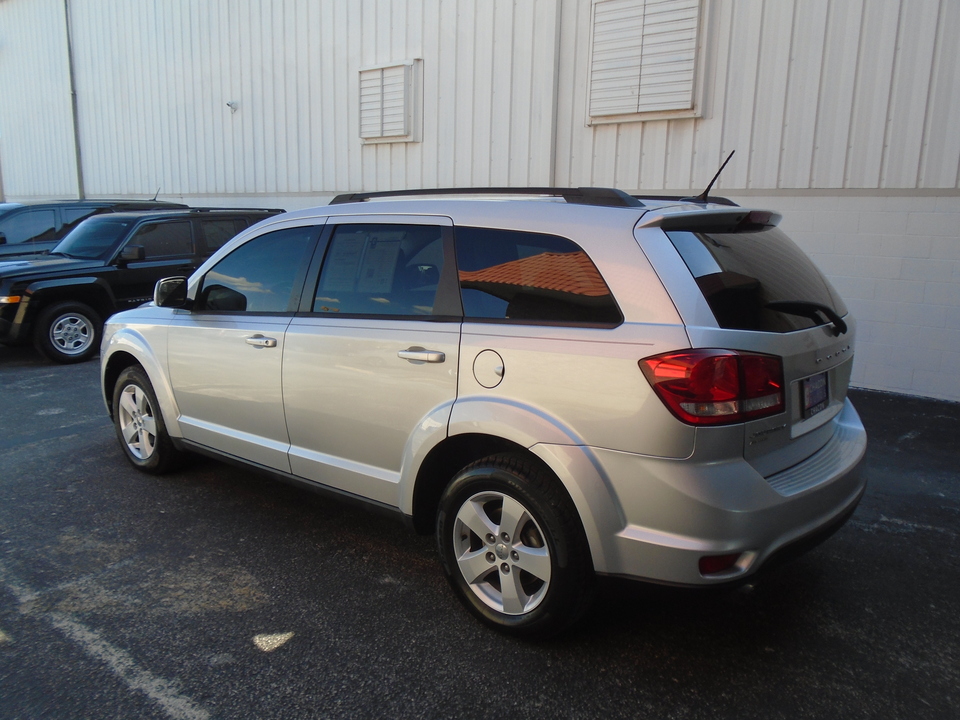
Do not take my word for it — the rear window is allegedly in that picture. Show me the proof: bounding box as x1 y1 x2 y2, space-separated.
666 227 847 333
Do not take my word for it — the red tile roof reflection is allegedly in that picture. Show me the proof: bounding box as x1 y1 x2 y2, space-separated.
459 251 610 296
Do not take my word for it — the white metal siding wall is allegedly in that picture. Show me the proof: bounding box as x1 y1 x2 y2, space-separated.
64 0 559 198
0 0 79 198
556 0 960 192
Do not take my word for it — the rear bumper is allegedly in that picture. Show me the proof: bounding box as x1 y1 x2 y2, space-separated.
589 399 867 585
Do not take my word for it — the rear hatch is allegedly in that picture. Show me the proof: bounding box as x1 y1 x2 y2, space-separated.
641 209 855 477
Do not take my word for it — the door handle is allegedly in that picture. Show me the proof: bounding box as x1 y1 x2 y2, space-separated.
398 347 445 363
245 334 278 348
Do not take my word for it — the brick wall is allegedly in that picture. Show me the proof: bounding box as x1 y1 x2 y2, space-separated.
730 193 960 402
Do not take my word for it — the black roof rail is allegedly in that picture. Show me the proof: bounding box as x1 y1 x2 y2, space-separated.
330 187 645 208
184 207 285 213
631 194 740 207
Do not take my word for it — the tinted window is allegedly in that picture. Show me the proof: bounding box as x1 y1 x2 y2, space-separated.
0 209 56 244
52 217 135 259
313 224 444 316
199 227 316 313
666 228 848 333
200 218 247 253
129 221 193 258
61 207 98 231
454 227 621 325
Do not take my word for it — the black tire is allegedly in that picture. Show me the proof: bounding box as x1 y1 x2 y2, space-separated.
436 452 595 638
33 301 102 364
112 366 185 474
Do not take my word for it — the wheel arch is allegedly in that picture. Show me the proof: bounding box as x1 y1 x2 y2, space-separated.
26 277 116 324
101 329 182 437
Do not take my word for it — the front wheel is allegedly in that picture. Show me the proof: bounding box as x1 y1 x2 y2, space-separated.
112 366 185 474
33 301 102 363
436 453 595 638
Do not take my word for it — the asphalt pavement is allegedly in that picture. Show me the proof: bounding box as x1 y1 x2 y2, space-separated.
0 345 957 720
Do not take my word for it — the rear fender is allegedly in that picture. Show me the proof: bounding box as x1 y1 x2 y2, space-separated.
446 397 623 573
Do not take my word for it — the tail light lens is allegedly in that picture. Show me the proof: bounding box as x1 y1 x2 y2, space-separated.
639 349 784 426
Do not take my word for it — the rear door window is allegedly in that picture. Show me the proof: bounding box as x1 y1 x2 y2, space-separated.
312 224 449 317
666 227 848 333
454 227 621 325
129 221 194 259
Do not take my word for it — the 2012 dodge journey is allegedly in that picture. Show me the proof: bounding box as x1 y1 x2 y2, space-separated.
100 187 867 637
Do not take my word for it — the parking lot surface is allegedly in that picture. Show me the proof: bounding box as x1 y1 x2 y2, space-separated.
1 346 958 720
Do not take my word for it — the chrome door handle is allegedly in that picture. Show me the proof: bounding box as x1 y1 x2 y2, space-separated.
245 334 278 348
398 347 445 363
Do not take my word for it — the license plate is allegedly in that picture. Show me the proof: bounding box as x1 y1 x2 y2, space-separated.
802 372 829 418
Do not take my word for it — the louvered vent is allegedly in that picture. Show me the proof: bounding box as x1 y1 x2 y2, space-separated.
359 63 410 139
590 0 701 118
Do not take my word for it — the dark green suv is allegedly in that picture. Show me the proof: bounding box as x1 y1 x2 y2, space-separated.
0 207 282 363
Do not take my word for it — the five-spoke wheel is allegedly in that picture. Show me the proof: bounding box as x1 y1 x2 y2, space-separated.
437 452 594 638
112 366 185 474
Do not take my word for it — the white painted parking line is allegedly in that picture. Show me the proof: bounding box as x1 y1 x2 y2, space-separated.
0 565 209 720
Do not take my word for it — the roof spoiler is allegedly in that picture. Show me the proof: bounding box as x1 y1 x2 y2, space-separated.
636 208 782 233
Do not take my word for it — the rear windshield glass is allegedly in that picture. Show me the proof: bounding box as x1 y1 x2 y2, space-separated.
666 227 847 333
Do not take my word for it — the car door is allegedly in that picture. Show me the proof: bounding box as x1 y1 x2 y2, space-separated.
166 223 322 471
111 219 200 310
282 216 461 507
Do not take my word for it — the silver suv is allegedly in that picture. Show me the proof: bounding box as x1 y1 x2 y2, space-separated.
101 187 867 637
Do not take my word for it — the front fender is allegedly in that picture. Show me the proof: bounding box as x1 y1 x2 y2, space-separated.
101 325 182 438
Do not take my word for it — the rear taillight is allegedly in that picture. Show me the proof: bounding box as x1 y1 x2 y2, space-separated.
639 349 784 426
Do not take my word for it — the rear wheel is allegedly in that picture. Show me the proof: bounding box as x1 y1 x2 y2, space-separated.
112 366 185 474
34 301 101 363
436 453 595 638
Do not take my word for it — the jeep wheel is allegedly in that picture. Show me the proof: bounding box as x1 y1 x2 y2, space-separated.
113 366 184 474
436 453 595 638
34 301 101 363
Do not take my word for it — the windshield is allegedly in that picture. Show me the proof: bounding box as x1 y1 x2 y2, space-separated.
666 226 848 333
52 217 135 259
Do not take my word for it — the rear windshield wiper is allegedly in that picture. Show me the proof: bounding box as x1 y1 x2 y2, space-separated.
766 301 848 336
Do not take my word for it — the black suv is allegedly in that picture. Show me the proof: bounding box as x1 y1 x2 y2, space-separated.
0 199 189 258
0 207 283 363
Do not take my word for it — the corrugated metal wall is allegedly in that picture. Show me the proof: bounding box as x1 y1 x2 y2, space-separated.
0 0 79 198
556 0 960 192
64 0 560 198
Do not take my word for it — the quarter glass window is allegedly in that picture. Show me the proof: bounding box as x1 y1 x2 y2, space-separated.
199 226 316 313
455 227 621 325
313 224 444 316
129 222 193 259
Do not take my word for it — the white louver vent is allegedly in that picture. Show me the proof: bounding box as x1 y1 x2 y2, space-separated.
359 61 421 142
589 0 702 120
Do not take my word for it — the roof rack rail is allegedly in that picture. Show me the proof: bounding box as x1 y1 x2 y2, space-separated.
631 194 739 207
184 207 285 213
329 186 645 208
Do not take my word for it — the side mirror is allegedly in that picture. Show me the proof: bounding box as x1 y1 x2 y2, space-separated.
118 244 145 264
154 276 189 308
